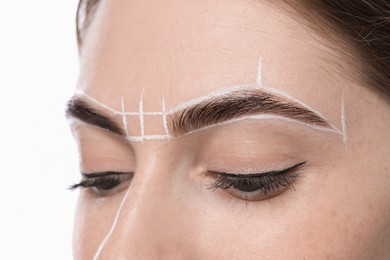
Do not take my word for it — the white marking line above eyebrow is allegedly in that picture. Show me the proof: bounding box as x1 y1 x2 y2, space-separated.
139 90 145 142
126 135 170 142
75 85 344 140
123 111 164 116
127 113 340 141
73 58 346 142
181 114 341 138
75 90 121 115
262 85 344 136
75 90 165 116
127 113 340 140
256 58 263 87
121 96 130 137
166 83 344 136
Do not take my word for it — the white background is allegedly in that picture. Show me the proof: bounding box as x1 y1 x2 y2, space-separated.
0 1 80 259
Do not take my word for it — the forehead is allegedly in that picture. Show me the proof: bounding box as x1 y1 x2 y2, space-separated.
77 0 344 124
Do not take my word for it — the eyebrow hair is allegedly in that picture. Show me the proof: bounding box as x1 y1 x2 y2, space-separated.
66 98 124 135
169 89 332 137
66 89 335 139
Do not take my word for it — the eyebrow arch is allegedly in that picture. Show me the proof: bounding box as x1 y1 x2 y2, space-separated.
66 98 124 135
169 89 335 137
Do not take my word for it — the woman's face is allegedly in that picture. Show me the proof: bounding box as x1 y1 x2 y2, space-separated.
69 0 390 259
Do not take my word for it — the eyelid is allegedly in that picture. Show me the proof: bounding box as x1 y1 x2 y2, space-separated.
209 162 306 178
81 171 132 178
207 162 305 201
69 171 133 190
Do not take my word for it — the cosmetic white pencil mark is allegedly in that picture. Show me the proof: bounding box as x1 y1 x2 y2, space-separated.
126 135 170 142
75 90 121 115
125 111 164 116
93 187 131 260
181 114 341 138
341 91 347 143
162 97 170 139
74 57 347 142
121 96 129 137
76 84 342 137
74 90 164 116
167 84 343 136
262 85 344 136
139 90 145 142
76 84 344 140
256 58 263 87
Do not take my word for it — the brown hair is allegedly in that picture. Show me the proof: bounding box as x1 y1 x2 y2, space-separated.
76 0 390 99
280 0 390 100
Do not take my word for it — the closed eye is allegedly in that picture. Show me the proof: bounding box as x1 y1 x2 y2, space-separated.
69 171 133 197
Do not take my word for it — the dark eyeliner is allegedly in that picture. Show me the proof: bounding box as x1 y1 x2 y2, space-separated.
211 162 306 179
207 162 306 193
69 171 132 190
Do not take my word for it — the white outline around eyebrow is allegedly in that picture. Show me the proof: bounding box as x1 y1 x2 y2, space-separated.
73 58 347 142
139 90 145 141
182 114 341 137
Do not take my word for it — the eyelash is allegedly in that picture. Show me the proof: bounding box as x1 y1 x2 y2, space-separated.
207 162 305 201
69 172 133 197
70 162 305 200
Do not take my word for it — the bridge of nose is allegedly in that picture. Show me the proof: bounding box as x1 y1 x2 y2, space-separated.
95 141 203 259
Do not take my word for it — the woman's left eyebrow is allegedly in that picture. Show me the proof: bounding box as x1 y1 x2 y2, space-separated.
168 88 341 137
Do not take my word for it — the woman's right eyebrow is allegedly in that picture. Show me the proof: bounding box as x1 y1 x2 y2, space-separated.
66 98 125 136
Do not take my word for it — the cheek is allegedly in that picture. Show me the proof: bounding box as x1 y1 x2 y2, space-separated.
183 185 301 259
72 191 125 259
192 164 390 259
70 156 390 259
280 163 390 259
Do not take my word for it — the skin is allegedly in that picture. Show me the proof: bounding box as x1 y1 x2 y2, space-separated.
70 0 390 259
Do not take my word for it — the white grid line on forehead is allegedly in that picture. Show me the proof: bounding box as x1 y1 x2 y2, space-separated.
257 58 263 87
139 90 145 142
162 97 170 138
73 58 347 142
121 96 130 137
127 135 170 142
